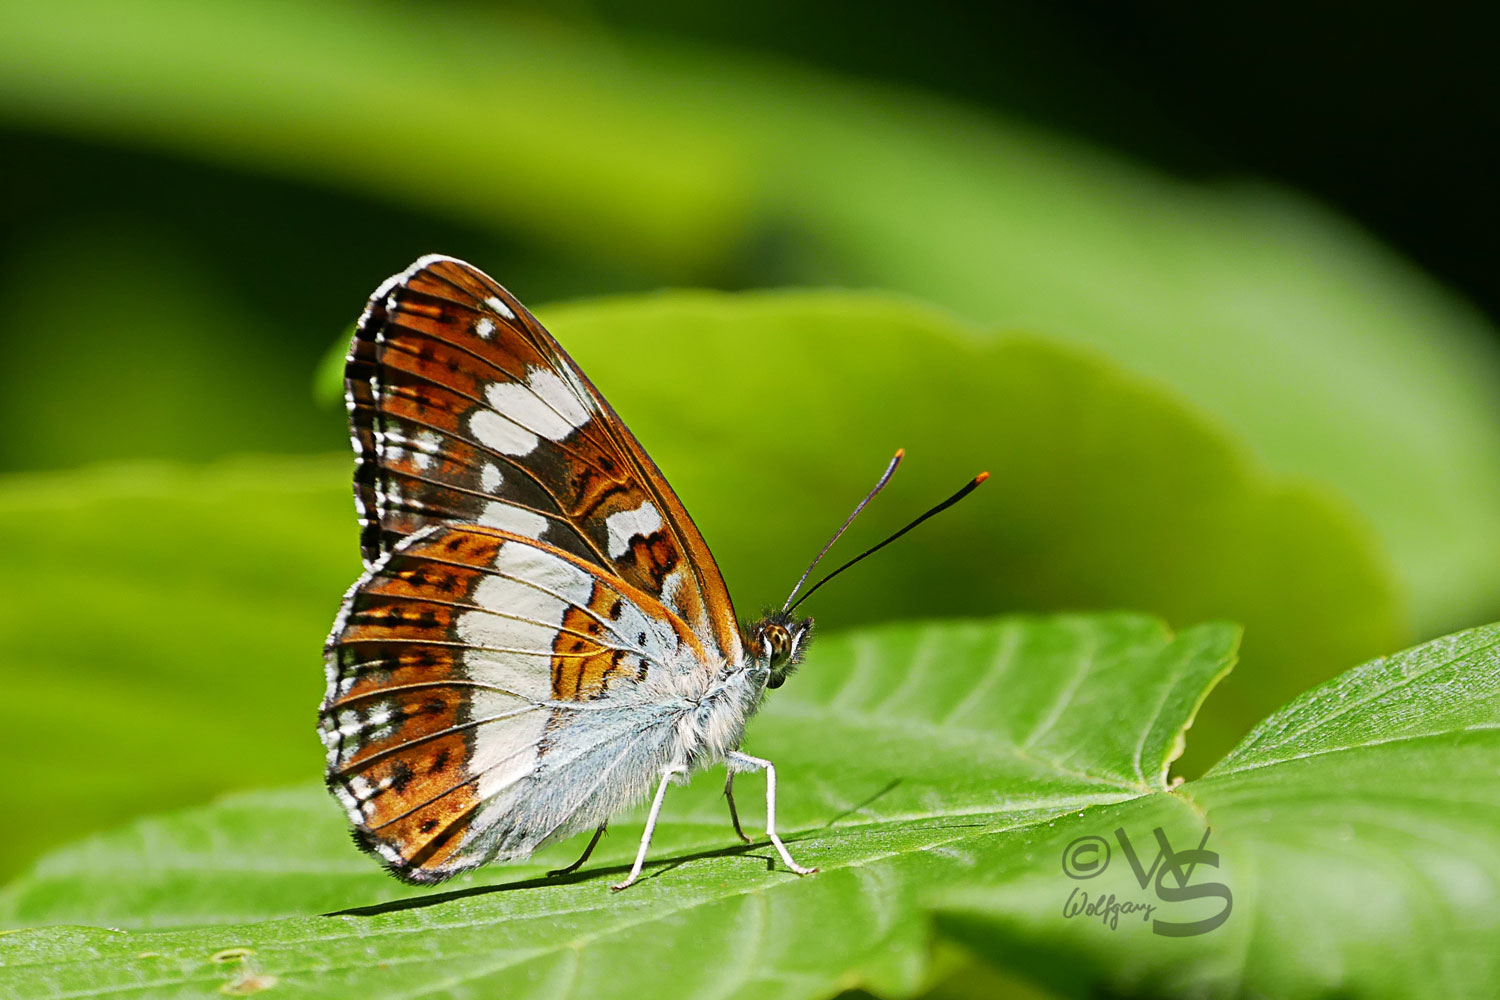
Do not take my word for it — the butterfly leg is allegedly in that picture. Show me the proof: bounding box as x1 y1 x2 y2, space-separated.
548 823 607 878
612 765 687 891
726 751 818 876
724 772 752 843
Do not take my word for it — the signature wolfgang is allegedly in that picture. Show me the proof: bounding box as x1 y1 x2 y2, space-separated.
1060 826 1232 937
1062 888 1156 929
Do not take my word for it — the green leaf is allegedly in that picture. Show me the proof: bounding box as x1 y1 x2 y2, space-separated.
0 615 1236 996
3 0 1498 635
935 623 1500 1000
5 617 1498 999
0 292 1396 878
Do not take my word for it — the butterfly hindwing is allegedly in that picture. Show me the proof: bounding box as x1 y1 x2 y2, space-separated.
346 255 743 663
320 524 714 882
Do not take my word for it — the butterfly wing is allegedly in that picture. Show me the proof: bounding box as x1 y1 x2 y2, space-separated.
321 524 718 883
346 254 743 662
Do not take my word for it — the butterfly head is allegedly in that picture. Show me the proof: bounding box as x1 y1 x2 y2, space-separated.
747 612 814 689
750 454 988 693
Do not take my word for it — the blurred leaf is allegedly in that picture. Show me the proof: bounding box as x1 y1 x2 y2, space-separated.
0 291 1397 879
311 326 352 410
0 456 356 880
0 1 750 273
529 291 1399 771
2 0 1498 637
5 617 1499 999
0 616 1238 994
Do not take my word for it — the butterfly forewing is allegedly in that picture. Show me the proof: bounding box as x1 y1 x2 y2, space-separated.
347 255 742 663
321 524 711 881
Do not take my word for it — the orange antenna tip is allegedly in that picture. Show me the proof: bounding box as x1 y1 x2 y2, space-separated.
975 471 990 483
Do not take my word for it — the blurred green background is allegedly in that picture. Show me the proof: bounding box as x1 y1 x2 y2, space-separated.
1 0 1497 891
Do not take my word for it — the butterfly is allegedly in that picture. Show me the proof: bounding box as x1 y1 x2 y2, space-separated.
319 255 985 890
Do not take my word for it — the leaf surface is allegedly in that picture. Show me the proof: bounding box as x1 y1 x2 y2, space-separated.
2 616 1236 998
937 624 1500 1000
5 618 1499 999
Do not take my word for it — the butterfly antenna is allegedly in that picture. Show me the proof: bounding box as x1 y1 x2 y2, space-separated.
781 449 905 612
787 469 989 614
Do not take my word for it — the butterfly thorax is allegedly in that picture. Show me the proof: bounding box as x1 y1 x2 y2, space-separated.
746 611 814 690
